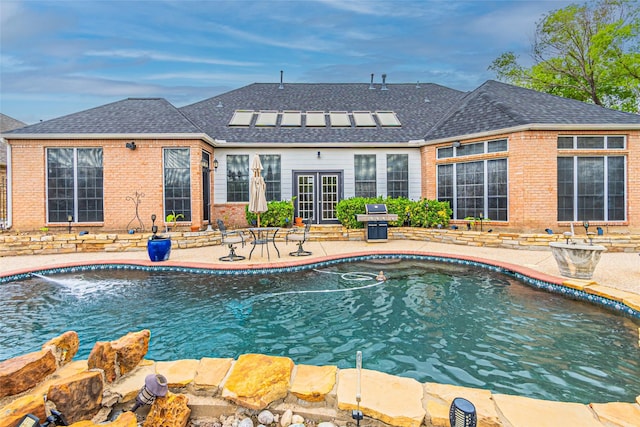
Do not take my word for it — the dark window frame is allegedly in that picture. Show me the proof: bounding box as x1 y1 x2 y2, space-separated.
354 154 377 197
46 147 104 223
386 154 408 198
163 148 192 221
436 158 508 221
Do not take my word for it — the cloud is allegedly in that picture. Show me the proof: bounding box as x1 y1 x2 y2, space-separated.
213 24 339 53
85 49 260 67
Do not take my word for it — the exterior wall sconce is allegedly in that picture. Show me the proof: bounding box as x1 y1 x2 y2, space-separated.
126 141 137 150
452 141 461 148
213 158 219 171
67 214 73 233
317 151 321 158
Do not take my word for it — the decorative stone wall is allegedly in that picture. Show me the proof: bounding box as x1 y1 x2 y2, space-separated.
1 227 639 257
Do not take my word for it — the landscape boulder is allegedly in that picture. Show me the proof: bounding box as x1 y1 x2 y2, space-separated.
143 391 191 427
87 330 150 383
42 331 80 366
0 349 56 398
46 370 104 424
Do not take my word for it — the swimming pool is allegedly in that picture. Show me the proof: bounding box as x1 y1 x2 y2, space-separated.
1 257 638 404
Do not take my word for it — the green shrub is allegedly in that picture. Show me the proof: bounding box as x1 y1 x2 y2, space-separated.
336 196 382 229
245 199 294 227
335 197 451 229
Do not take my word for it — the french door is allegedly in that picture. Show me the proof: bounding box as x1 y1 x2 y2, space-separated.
293 171 343 224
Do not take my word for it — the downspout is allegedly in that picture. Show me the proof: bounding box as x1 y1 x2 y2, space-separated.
2 138 11 229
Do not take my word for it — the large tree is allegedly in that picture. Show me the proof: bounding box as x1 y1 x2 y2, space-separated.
489 0 639 113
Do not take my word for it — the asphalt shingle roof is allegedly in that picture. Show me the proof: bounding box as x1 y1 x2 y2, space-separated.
425 80 640 140
179 83 466 143
3 81 638 145
3 98 202 135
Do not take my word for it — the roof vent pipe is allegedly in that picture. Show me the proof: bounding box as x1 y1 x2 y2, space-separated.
369 73 375 90
279 70 284 89
381 73 388 90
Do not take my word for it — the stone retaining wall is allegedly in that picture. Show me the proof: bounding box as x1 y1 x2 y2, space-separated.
1 227 639 257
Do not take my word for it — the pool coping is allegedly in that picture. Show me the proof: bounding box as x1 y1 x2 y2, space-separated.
2 250 639 319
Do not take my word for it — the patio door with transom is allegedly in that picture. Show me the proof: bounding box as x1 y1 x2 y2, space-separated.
293 171 343 224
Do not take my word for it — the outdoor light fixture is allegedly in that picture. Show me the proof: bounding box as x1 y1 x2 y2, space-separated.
131 374 168 412
213 158 219 171
17 410 68 427
201 158 209 170
67 214 73 233
17 396 68 427
583 221 590 234
453 141 461 148
449 397 477 427
351 351 363 427
125 141 137 150
317 151 321 158
151 214 158 236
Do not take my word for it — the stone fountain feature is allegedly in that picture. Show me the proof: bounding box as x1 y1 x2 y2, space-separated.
549 225 606 280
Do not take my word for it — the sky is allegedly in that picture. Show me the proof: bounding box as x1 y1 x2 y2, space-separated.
0 0 573 125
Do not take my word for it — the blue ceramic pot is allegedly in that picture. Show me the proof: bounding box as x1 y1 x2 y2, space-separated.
147 237 172 262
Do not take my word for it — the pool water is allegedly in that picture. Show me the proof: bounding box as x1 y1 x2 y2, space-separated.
1 260 638 404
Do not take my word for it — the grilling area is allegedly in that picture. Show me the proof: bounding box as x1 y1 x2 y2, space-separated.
356 204 399 242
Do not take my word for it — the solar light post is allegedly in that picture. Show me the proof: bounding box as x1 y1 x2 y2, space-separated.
449 397 477 427
351 351 363 427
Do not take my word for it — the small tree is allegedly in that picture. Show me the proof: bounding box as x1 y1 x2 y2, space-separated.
489 0 640 112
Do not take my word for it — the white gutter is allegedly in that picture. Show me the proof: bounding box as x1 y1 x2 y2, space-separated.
3 138 11 230
208 141 423 148
418 123 640 146
4 133 219 146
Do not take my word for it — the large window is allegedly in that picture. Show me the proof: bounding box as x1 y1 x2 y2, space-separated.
355 155 376 197
437 159 508 221
557 135 626 222
164 148 191 221
387 154 408 198
260 154 281 201
47 148 103 223
226 155 249 202
557 156 625 221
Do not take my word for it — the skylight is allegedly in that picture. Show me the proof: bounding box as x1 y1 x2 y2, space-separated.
229 110 254 126
255 110 278 126
329 111 351 127
306 111 326 127
376 111 401 127
281 111 302 127
353 111 376 127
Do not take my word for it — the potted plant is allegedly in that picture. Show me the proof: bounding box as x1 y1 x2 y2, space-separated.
165 211 184 232
147 214 171 262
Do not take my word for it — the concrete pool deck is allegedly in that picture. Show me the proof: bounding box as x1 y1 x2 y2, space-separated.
1 239 640 426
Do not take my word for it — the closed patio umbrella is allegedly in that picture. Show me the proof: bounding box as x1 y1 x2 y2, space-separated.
249 154 268 227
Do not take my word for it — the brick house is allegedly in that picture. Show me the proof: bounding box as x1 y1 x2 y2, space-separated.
2 79 639 233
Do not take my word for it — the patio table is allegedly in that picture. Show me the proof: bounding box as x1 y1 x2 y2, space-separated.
248 227 280 260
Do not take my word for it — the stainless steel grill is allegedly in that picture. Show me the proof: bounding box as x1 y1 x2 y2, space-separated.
356 204 398 242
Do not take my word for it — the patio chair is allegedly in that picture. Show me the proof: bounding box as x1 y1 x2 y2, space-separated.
217 219 246 261
286 220 312 256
